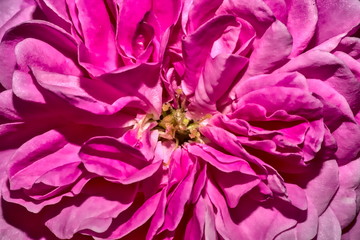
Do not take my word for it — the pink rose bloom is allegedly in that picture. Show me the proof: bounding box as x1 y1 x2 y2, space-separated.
1 0 360 240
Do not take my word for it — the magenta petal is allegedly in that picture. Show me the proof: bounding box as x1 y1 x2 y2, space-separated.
213 170 259 208
317 207 342 240
2 173 91 214
285 184 307 211
335 37 360 60
0 0 28 27
342 212 360 240
245 20 292 77
217 0 275 36
152 0 181 33
33 69 146 115
188 144 257 175
308 79 355 125
99 64 162 115
295 196 319 240
45 182 137 239
8 129 67 185
314 0 360 44
185 0 222 33
233 71 308 99
0 149 55 240
190 164 207 204
76 0 118 74
0 1 35 41
330 157 360 228
163 150 197 231
36 0 71 32
334 51 360 80
0 21 78 89
278 50 360 114
12 70 46 104
235 86 323 119
187 144 259 208
15 38 81 76
184 196 206 240
79 136 161 184
332 122 360 165
262 0 287 24
286 0 318 56
146 190 166 240
184 195 216 240
116 0 152 57
95 189 164 239
0 90 22 121
192 54 247 114
207 180 298 240
9 142 82 190
39 0 69 22
304 160 339 215
182 15 238 95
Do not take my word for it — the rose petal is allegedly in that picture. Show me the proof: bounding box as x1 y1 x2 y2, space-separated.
278 50 360 114
0 21 78 89
99 64 162 115
45 181 137 239
79 136 161 184
316 207 342 240
286 0 318 56
245 20 292 77
163 150 197 231
36 0 71 32
182 15 239 95
15 38 81 76
303 159 339 215
217 0 275 36
314 0 360 44
330 157 360 228
94 189 164 239
76 0 118 74
33 69 146 116
191 54 247 115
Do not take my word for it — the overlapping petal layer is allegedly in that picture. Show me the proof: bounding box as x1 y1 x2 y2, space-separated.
0 0 360 239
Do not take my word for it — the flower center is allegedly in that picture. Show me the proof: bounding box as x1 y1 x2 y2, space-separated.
155 103 201 146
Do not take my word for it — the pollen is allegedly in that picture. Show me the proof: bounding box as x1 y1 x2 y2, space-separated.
155 103 202 146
